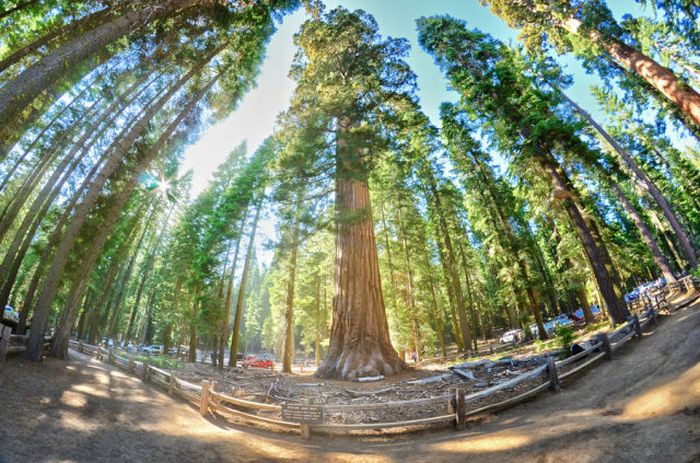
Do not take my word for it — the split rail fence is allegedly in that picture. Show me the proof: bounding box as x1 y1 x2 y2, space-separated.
65 281 686 439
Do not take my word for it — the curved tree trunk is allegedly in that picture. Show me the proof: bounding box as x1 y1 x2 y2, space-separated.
27 61 218 361
0 0 208 127
316 120 404 380
560 90 698 268
562 17 700 129
608 181 676 283
0 73 155 308
0 5 118 74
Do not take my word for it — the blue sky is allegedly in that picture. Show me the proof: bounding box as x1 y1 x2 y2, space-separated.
181 0 643 195
178 0 645 262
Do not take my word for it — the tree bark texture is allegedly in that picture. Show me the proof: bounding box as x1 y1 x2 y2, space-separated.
540 155 626 324
562 17 700 129
316 121 403 380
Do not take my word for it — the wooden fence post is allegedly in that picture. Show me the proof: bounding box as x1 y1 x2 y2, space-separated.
200 380 210 416
300 398 311 439
596 333 612 360
128 358 135 373
632 314 642 338
169 372 176 396
78 340 83 353
109 348 115 364
449 387 466 430
142 360 149 382
648 307 657 325
0 326 11 362
546 357 560 393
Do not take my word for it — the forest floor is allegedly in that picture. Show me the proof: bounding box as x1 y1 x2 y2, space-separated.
0 292 698 462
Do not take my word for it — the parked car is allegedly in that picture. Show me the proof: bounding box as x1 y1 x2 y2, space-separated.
3 305 19 324
624 288 640 302
142 345 163 355
244 355 274 369
551 314 574 328
499 329 524 344
572 305 603 323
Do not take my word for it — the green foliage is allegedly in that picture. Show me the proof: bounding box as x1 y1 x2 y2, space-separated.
554 325 575 352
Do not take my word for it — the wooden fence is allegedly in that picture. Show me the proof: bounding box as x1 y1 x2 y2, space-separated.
66 302 665 438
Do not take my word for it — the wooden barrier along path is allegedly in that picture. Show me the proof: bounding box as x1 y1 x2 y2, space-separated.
65 291 684 439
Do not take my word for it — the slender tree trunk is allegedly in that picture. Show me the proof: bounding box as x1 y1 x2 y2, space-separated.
282 218 300 373
229 200 262 366
540 155 626 324
26 56 219 361
0 0 40 20
219 206 249 368
427 179 472 351
316 120 403 380
562 17 700 129
0 0 209 126
50 202 147 358
315 276 322 366
397 206 421 360
560 90 698 268
470 151 548 339
608 181 676 282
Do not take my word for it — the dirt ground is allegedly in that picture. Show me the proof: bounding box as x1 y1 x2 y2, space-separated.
1 298 699 463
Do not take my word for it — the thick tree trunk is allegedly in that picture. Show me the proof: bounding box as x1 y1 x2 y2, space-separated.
560 90 698 268
540 155 626 324
316 121 403 380
562 17 700 129
229 201 262 366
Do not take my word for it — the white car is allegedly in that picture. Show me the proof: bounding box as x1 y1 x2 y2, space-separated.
142 345 163 355
499 329 524 344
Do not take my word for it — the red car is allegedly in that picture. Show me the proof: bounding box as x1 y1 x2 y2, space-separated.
244 356 274 370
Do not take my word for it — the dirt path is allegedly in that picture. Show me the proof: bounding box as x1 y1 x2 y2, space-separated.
1 302 699 463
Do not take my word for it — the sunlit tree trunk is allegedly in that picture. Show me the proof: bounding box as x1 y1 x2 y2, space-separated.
316 120 403 380
560 90 697 268
562 17 700 129
229 200 262 366
540 155 626 324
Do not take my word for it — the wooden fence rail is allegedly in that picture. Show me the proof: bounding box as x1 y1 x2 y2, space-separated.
64 303 665 438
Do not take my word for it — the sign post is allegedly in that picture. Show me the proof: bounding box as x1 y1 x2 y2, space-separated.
282 398 323 439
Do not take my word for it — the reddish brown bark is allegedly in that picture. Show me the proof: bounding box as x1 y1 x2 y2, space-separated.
316 122 404 380
562 18 700 129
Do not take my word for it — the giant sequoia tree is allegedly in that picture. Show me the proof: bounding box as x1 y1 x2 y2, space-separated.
279 8 415 379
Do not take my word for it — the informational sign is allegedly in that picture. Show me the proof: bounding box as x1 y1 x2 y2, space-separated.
281 402 323 424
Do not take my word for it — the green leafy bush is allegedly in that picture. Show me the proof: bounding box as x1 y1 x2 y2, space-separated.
554 325 575 353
